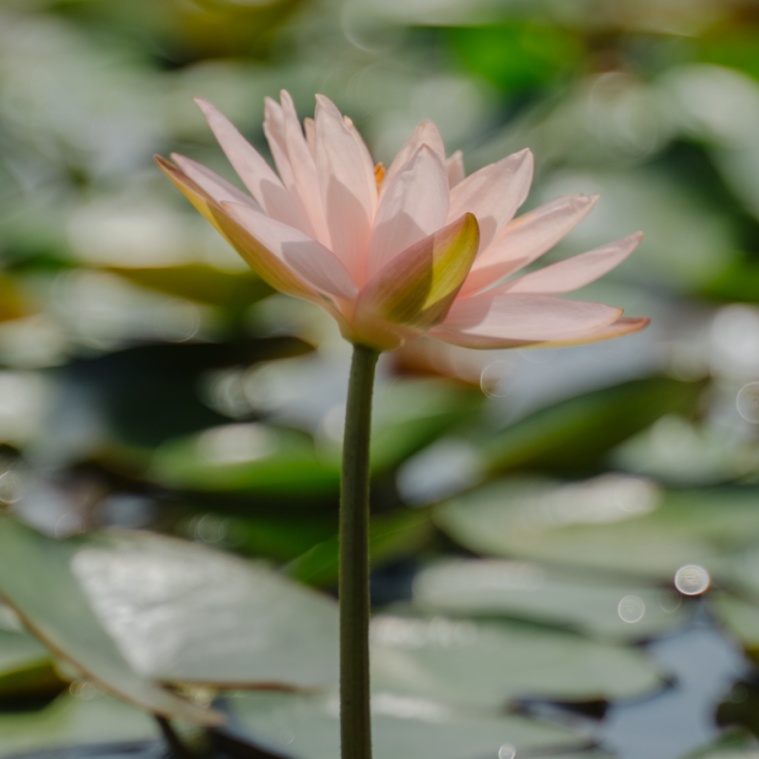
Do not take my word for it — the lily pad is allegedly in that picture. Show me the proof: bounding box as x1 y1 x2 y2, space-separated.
218 690 598 759
436 476 759 581
0 629 61 701
0 517 342 720
412 558 688 641
370 614 662 706
106 263 270 308
0 692 158 758
149 423 341 498
481 377 702 475
0 516 222 726
286 509 434 587
710 593 759 666
67 529 339 688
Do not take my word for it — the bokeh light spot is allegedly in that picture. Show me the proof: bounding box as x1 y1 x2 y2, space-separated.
736 382 759 423
674 564 710 596
617 595 646 624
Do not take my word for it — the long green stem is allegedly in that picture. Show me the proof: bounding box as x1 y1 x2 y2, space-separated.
340 343 380 759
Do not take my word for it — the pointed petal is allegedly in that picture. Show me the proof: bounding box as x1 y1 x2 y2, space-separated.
448 149 533 252
263 92 328 243
499 233 642 295
222 201 358 300
531 316 650 348
368 145 449 279
384 120 447 188
314 95 377 281
431 293 622 348
353 214 480 348
446 151 465 187
170 153 259 209
156 156 315 298
462 194 599 295
194 98 303 230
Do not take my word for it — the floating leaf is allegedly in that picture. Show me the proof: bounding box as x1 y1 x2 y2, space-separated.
0 516 222 725
106 263 270 308
436 476 759 580
150 423 341 497
218 690 597 759
0 692 158 759
482 377 702 475
371 614 662 705
412 558 688 641
0 629 61 702
286 509 434 587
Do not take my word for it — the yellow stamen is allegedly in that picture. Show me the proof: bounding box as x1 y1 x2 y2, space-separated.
374 162 385 188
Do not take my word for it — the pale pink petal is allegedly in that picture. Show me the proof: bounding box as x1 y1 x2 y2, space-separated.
264 91 319 239
170 154 260 209
446 151 465 187
461 194 598 295
222 201 358 300
264 92 329 244
194 99 303 230
314 95 378 281
368 145 449 279
530 316 649 348
383 120 446 189
447 149 533 252
431 293 622 348
498 233 642 295
303 117 316 155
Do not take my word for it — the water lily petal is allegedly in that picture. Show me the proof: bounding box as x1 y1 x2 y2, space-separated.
314 95 378 281
264 92 329 244
170 154 259 209
222 201 358 300
383 120 447 188
446 151 465 187
448 149 533 252
353 214 479 348
463 194 598 295
499 233 643 294
368 145 450 279
156 156 316 298
193 99 303 230
432 293 622 348
532 316 650 348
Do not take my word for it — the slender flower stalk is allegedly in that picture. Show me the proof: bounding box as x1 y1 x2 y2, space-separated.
339 344 379 759
157 90 649 759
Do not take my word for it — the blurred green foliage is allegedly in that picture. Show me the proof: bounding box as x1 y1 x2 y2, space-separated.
1 0 759 756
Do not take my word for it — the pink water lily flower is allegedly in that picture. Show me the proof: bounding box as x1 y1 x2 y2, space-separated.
157 91 648 351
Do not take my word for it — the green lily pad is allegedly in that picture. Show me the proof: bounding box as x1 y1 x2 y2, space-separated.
436 476 759 580
149 423 341 497
219 690 598 759
0 629 61 701
710 593 759 666
106 263 270 308
66 528 339 688
0 692 158 758
412 558 688 641
482 377 702 475
0 517 343 723
369 380 483 473
286 509 434 587
370 614 662 706
0 516 222 726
